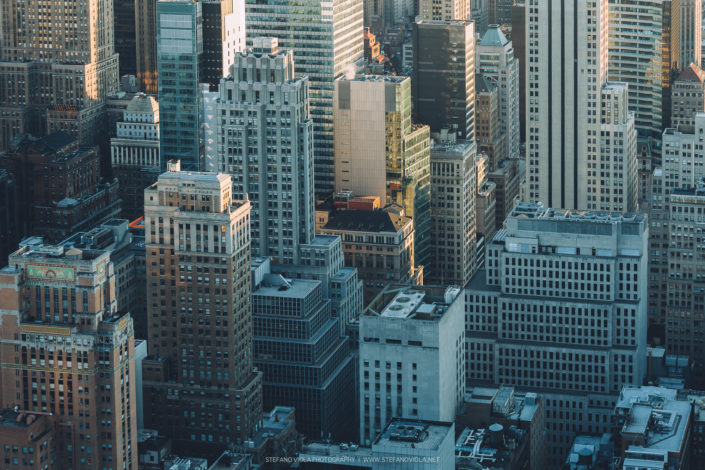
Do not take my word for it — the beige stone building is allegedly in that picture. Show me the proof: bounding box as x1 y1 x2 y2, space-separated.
418 0 469 21
320 209 421 303
141 170 262 450
0 0 119 150
671 63 705 128
0 240 137 469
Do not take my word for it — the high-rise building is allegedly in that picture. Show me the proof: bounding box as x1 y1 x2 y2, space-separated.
157 0 204 171
671 63 705 128
202 0 246 87
136 0 159 94
115 0 138 76
511 2 526 143
680 0 702 67
0 132 122 243
475 76 507 168
358 285 465 445
525 0 608 210
141 171 263 450
471 0 489 34
334 75 432 272
466 202 648 465
662 0 681 131
608 0 664 143
246 0 364 196
210 38 314 264
487 159 520 228
0 0 119 151
662 114 705 188
419 0 469 21
319 209 422 303
475 153 497 253
594 82 638 213
413 20 475 142
488 0 512 25
477 24 520 160
252 269 357 441
110 93 161 221
0 169 20 266
428 140 477 286
0 240 138 469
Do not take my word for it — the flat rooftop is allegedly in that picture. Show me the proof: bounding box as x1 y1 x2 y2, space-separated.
510 202 645 224
373 419 452 450
253 275 319 299
365 285 462 321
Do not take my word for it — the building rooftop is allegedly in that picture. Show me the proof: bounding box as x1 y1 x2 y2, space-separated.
509 202 645 223
479 24 509 47
564 435 614 470
0 409 50 429
7 239 107 265
125 93 159 116
616 386 691 455
373 419 453 451
364 285 462 321
38 131 75 152
253 274 319 299
322 209 411 234
455 424 526 469
207 451 251 470
476 73 497 94
676 62 705 83
431 139 476 156
344 74 408 83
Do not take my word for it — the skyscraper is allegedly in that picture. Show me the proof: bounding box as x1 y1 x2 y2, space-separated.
136 0 159 94
428 140 477 286
412 20 475 142
525 0 608 210
0 240 138 469
680 0 702 67
466 202 648 465
359 285 465 445
246 0 364 196
0 0 119 150
594 83 638 213
471 0 489 34
157 0 204 171
115 0 138 76
142 170 263 449
662 0 681 130
334 76 432 272
418 0 469 21
210 38 314 264
202 0 246 86
608 0 664 143
476 24 520 160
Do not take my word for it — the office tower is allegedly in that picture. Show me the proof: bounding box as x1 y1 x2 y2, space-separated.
115 0 138 76
157 0 204 171
334 75 432 272
466 202 648 465
0 240 138 469
141 171 263 449
511 2 526 143
413 20 475 142
663 181 705 360
471 0 489 34
680 0 702 67
136 0 159 94
110 93 161 220
419 0 469 21
0 132 121 243
609 0 664 144
210 38 314 264
0 409 57 469
246 0 364 197
0 169 20 266
592 83 638 213
487 159 520 228
319 209 422 303
202 0 246 86
671 63 705 128
662 0 681 130
488 0 512 24
662 113 705 187
477 24 520 160
358 286 465 445
428 140 477 286
526 0 608 210
476 76 507 168
0 0 119 151
252 270 356 441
